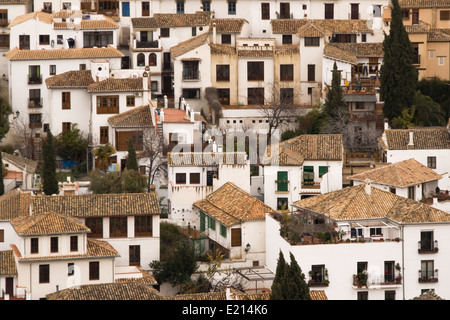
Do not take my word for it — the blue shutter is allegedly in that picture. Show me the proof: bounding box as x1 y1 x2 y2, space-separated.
122 2 130 17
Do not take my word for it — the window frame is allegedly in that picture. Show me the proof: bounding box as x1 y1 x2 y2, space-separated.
190 172 201 184
89 261 100 280
109 216 128 238
70 235 78 252
176 173 187 184
135 215 153 237
216 64 230 82
39 264 50 283
50 236 59 253
247 61 264 81
31 237 39 254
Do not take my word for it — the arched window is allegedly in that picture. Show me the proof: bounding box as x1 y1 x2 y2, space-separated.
137 53 145 67
149 53 157 66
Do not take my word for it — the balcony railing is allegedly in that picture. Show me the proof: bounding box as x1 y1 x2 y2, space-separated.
28 98 43 108
28 75 42 84
418 240 439 254
136 40 158 48
418 270 438 283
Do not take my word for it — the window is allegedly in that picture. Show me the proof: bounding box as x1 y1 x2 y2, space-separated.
280 88 293 106
190 172 200 184
310 265 326 285
216 65 230 82
324 3 334 19
303 166 314 184
151 81 158 92
31 238 39 253
89 261 100 280
19 35 30 50
116 131 143 152
440 10 450 20
0 9 7 26
361 34 367 42
149 53 157 66
122 1 130 17
385 290 396 300
228 0 236 15
248 88 264 105
357 291 368 300
351 228 363 238
110 217 128 238
49 65 56 75
68 263 75 276
62 92 71 109
221 34 231 44
408 186 415 200
208 216 216 231
279 2 290 18
248 62 264 81
390 187 396 194
420 260 435 281
28 65 41 84
142 1 150 16
202 0 210 11
420 231 435 252
438 57 445 66
318 166 328 178
83 31 113 48
231 228 241 246
176 173 186 184
370 227 382 237
0 229 3 242
137 53 145 67
182 88 200 99
182 61 199 80
126 95 135 107
307 64 315 81
351 3 359 20
100 126 109 144
200 211 206 232
277 198 288 210
261 3 270 20
129 245 140 266
282 34 292 45
176 0 184 13
50 237 58 253
70 236 78 252
39 265 50 283
63 2 71 9
220 224 227 238
43 2 52 13
160 28 170 38
135 216 152 237
427 156 436 169
29 89 41 108
429 50 435 59
29 114 42 129
0 34 9 48
277 172 288 191
384 261 395 282
217 89 230 105
305 37 320 46
280 64 293 81
85 218 103 238
97 96 119 114
79 64 86 71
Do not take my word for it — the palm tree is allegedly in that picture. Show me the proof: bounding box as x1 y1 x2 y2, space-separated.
411 91 447 127
94 143 116 172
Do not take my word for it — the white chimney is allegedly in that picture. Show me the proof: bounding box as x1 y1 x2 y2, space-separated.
191 111 195 122
164 95 168 109
212 141 217 152
142 71 150 104
212 22 217 44
408 131 414 147
181 97 186 110
160 109 165 122
433 197 438 205
186 104 190 115
364 179 371 195
384 118 389 130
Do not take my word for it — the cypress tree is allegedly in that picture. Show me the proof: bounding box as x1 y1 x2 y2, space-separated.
0 152 4 196
324 62 347 121
126 139 138 171
288 252 311 300
42 130 59 195
380 0 418 123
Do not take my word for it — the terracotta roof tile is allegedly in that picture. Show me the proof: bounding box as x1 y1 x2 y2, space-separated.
168 152 247 166
1 152 38 173
271 19 372 35
399 0 450 8
10 211 90 235
132 11 211 29
382 128 450 150
348 158 442 187
6 47 124 61
238 48 274 58
293 184 450 223
8 11 53 28
0 250 17 275
108 105 153 128
193 182 276 227
0 190 31 221
324 44 358 64
211 18 248 33
87 77 148 92
46 70 95 88
171 32 210 58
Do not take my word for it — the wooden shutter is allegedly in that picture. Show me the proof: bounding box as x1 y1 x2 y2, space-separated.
261 3 270 19
200 211 206 232
319 166 328 178
277 171 288 191
231 228 241 247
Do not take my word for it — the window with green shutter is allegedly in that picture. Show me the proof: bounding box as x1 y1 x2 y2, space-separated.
303 166 314 184
277 171 288 191
200 211 206 232
220 224 227 238
319 166 328 178
208 216 216 231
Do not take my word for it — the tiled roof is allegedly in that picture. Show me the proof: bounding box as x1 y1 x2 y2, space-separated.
2 152 38 174
6 47 124 61
167 152 247 166
382 128 450 150
324 44 358 64
155 108 191 123
399 0 450 8
263 134 343 166
310 290 328 300
45 70 95 88
292 184 450 224
330 42 384 57
209 43 237 55
193 182 276 227
238 49 274 58
0 190 31 221
132 11 211 29
8 11 53 28
10 211 90 236
274 44 300 55
211 18 248 33
171 32 210 58
87 77 148 93
296 22 328 37
348 158 442 187
115 270 158 285
0 251 17 276
54 17 119 30
108 105 153 128
15 238 119 262
412 290 444 300
31 192 160 217
271 19 372 35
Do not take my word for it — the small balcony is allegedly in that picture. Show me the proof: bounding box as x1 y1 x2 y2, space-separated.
136 40 158 49
28 75 42 85
418 270 438 283
28 98 43 108
418 240 439 254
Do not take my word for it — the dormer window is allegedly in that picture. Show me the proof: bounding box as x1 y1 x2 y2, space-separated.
50 237 58 253
70 235 78 252
31 238 39 254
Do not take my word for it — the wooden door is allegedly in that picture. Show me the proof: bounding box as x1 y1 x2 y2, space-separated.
6 277 13 297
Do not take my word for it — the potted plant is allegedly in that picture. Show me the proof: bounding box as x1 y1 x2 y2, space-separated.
395 263 402 284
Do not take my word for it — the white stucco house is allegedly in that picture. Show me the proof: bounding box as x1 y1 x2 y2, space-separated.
1 152 37 192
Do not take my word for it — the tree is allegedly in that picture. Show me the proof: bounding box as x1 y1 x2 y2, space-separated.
0 97 12 142
54 124 88 164
121 168 147 193
270 251 311 300
42 130 59 195
296 105 326 135
323 62 348 123
140 129 168 190
126 139 138 171
416 78 450 120
93 143 116 172
380 0 418 123
88 170 122 194
410 91 447 127
0 152 4 196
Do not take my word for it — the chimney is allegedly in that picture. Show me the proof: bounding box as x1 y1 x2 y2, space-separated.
191 111 195 122
212 22 217 44
164 95 168 109
186 104 190 115
433 197 438 205
160 109 164 122
408 131 414 149
384 118 389 131
364 179 371 195
142 71 150 104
